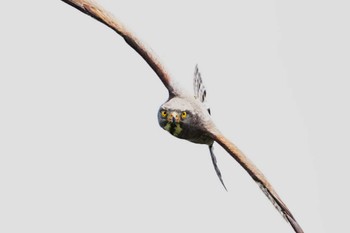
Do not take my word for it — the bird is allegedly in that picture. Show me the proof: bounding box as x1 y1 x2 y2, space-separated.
60 1 304 232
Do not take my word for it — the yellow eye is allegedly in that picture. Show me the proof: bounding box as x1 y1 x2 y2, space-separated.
181 111 187 119
161 110 167 118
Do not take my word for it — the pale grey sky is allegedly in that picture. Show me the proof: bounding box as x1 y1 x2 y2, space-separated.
1 1 349 232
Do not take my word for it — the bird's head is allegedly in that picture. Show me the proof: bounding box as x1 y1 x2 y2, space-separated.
157 96 214 145
158 97 193 137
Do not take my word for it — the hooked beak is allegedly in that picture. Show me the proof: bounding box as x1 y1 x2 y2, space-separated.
167 112 180 124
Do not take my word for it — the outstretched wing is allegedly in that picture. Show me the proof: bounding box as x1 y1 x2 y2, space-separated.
61 0 179 97
209 132 304 233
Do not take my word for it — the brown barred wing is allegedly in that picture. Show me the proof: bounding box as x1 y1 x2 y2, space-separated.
210 132 304 233
61 0 179 97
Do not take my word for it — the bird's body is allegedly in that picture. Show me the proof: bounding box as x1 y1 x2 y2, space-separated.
158 95 214 145
158 67 227 190
59 1 305 232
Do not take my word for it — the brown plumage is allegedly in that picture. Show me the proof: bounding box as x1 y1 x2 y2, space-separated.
60 1 304 232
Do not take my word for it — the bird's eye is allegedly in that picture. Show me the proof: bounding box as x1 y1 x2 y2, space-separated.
181 111 187 119
161 110 167 118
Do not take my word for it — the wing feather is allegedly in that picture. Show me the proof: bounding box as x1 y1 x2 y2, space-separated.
61 0 178 97
210 132 304 233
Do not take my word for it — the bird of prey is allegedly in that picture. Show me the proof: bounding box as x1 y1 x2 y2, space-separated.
60 1 304 232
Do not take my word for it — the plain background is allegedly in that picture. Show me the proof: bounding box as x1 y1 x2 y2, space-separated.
1 1 349 232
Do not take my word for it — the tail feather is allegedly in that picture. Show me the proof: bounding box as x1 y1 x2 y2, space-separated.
209 144 227 191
